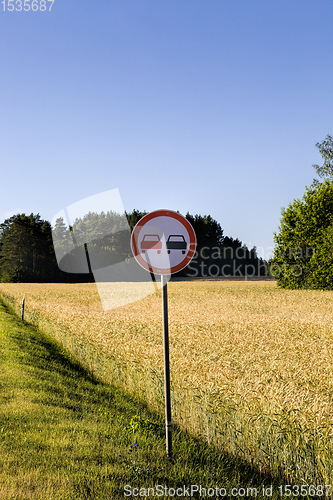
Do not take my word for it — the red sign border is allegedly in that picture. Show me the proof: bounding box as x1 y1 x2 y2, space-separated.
131 210 197 275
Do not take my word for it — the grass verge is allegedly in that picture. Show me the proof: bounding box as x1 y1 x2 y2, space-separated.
0 297 289 499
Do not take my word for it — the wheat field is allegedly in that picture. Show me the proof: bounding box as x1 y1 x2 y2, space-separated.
1 280 333 484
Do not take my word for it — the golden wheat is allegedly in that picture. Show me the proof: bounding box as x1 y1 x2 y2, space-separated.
1 280 333 483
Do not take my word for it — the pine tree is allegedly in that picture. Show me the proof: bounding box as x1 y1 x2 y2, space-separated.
0 213 58 282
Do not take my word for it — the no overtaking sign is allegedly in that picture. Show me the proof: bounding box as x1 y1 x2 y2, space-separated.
131 209 196 275
131 210 197 460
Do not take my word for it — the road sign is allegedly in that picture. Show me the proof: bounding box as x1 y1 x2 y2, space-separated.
131 210 197 460
131 210 196 275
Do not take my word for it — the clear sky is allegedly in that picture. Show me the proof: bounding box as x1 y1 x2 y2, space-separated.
1 0 332 259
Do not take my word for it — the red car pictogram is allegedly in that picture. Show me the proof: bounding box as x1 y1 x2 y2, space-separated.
141 234 162 254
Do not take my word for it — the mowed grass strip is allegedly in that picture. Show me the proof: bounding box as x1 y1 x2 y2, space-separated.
0 298 278 500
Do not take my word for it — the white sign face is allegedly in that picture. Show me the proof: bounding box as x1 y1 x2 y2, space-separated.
131 210 197 275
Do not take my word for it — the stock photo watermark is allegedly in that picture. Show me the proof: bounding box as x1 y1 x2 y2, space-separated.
1 0 55 11
185 245 316 279
123 483 332 497
51 189 169 311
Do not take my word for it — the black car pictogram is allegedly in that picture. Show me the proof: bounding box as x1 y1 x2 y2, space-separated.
166 235 187 254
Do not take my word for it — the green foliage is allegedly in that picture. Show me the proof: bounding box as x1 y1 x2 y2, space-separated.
0 213 59 282
272 180 333 289
185 212 224 248
54 210 131 274
273 134 333 289
125 209 148 231
129 415 160 434
0 209 267 282
312 134 333 185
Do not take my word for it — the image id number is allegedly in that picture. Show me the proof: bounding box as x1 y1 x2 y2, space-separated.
279 485 332 497
2 0 54 10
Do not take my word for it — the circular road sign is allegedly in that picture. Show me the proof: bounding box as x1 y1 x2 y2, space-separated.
131 210 197 275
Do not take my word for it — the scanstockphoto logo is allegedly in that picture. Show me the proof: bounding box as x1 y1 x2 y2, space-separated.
51 189 170 311
186 246 268 278
184 245 316 279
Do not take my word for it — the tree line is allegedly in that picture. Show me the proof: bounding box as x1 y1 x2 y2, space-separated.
0 209 267 282
3 134 330 287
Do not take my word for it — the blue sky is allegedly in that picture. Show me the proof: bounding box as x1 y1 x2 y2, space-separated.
1 0 332 259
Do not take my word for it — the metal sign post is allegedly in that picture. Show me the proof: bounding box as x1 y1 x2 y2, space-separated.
21 296 25 321
131 209 196 458
161 273 172 458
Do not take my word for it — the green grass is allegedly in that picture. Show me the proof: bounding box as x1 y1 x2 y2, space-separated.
0 298 289 499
